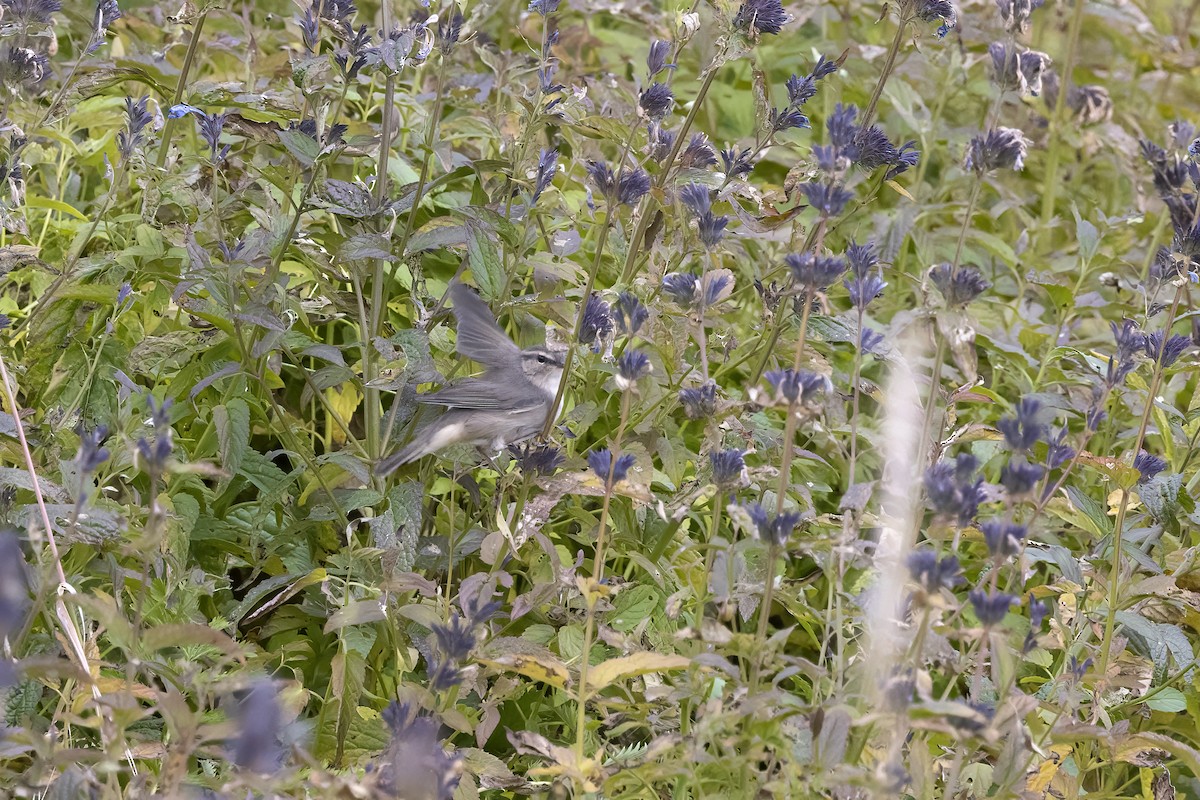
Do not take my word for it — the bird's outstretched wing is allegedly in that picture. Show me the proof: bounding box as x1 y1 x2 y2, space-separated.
449 283 521 368
419 373 545 411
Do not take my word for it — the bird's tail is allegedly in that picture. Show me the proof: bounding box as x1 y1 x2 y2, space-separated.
376 438 432 476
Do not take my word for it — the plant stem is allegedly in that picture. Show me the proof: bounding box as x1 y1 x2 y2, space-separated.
1038 0 1087 226
618 64 721 285
1098 285 1184 678
156 11 209 169
861 14 909 127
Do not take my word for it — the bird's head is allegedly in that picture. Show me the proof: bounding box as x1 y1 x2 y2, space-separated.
519 345 567 397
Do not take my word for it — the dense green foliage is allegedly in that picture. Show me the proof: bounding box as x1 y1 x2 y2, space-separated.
1 0 1200 796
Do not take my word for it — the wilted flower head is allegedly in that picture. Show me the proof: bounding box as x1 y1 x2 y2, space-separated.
907 550 962 594
679 381 717 419
91 0 122 50
579 294 614 353
997 397 1044 451
509 442 564 476
613 292 648 337
929 263 990 306
964 127 1031 172
588 448 637 488
786 252 848 290
996 0 1044 34
989 43 1052 97
969 590 1017 627
1133 451 1168 482
743 503 801 547
763 368 828 406
616 349 652 389
647 39 673 77
980 519 1025 559
924 454 985 526
709 449 746 489
732 0 788 36
230 680 284 773
4 48 48 88
640 82 674 120
437 10 464 54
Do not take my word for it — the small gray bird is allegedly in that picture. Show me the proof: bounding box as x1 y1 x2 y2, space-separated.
378 283 565 474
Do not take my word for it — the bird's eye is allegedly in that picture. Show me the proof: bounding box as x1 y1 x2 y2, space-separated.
537 355 547 363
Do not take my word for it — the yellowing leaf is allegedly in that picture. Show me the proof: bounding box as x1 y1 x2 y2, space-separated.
478 653 571 690
586 652 691 691
886 179 914 201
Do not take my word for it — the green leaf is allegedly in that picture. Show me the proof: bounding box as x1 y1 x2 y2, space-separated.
466 216 505 301
213 398 250 486
277 127 320 166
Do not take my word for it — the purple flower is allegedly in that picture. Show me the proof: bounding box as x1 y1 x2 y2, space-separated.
800 181 854 217
969 590 1017 627
924 454 985 526
929 263 990 306
764 368 827 406
709 449 746 489
529 0 559 14
846 240 878 278
616 349 652 386
980 519 1025 559
662 273 700 308
997 397 1044 451
1144 331 1190 367
679 381 717 419
743 503 801 546
640 82 674 120
826 104 859 150
786 252 848 290
230 680 284 773
76 425 110 474
844 274 886 310
509 442 564 476
589 449 637 488
531 147 558 204
721 146 754 178
617 169 651 206
579 294 613 352
1133 451 1168 482
964 127 1031 172
647 39 673 77
732 0 788 35
614 292 648 337
681 134 718 168
1000 455 1044 496
787 74 818 106
907 551 962 593
770 107 810 133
